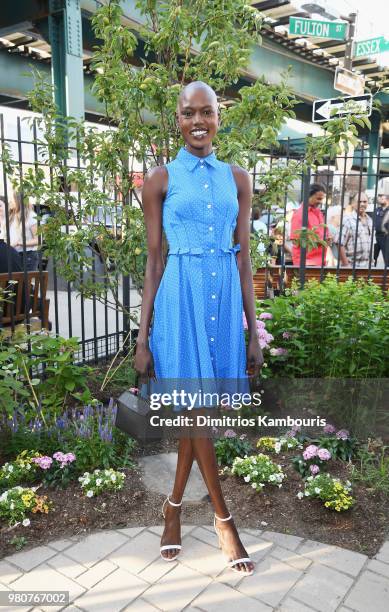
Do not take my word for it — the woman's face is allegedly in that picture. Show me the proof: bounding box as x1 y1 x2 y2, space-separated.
176 87 219 155
308 190 325 208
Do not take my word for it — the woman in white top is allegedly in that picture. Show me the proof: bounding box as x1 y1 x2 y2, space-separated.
0 192 39 271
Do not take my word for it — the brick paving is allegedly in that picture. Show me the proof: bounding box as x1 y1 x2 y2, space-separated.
1 526 388 611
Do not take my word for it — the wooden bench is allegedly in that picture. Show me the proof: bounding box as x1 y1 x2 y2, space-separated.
253 266 389 299
0 271 50 336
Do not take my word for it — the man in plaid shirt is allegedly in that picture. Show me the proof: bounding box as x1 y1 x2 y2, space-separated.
335 193 373 268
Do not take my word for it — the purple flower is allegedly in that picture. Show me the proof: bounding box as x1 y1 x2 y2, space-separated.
282 331 291 340
309 464 320 475
32 456 53 470
323 424 336 434
317 448 331 461
336 429 350 440
129 387 138 395
285 429 296 438
303 445 318 460
259 312 273 320
224 429 237 438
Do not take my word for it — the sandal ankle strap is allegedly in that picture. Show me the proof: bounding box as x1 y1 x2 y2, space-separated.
214 512 232 522
167 495 182 507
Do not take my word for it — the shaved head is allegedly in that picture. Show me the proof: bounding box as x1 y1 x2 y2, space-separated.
177 81 218 112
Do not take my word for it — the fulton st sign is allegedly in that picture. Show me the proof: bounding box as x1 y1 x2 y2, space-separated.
289 17 348 40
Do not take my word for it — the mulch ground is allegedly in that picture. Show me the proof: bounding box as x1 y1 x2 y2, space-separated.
1 434 388 560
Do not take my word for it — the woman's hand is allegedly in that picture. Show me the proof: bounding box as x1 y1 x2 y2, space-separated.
134 341 156 382
246 335 264 379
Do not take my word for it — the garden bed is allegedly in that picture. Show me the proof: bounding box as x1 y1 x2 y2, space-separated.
1 436 388 560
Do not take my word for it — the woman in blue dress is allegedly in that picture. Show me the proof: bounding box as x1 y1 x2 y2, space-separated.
134 81 263 576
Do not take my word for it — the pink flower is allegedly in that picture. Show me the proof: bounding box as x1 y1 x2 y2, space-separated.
309 464 320 475
303 445 318 460
282 331 291 339
259 312 273 320
224 429 237 438
270 347 288 357
32 456 53 470
336 429 349 440
129 387 139 395
243 313 248 330
323 423 336 434
292 425 302 433
317 448 331 461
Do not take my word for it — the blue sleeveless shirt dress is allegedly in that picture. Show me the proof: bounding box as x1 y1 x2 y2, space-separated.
143 147 250 412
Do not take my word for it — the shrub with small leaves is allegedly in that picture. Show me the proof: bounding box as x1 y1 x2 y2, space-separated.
297 474 354 512
0 451 40 491
231 454 286 491
78 468 125 497
214 431 252 466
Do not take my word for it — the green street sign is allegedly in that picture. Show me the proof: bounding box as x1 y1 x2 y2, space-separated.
289 17 348 40
354 36 389 57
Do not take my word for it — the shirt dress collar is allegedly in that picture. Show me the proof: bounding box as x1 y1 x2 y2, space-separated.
177 147 218 171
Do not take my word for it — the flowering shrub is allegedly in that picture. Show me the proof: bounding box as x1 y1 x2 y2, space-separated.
317 424 357 461
243 313 274 350
257 436 302 454
79 468 125 497
231 454 286 491
214 431 252 466
32 452 76 488
292 444 332 478
297 474 354 512
0 451 39 491
0 486 52 526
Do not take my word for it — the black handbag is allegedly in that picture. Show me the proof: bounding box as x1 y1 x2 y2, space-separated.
115 376 162 441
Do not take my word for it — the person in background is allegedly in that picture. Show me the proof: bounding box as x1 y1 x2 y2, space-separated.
251 206 268 255
335 192 373 268
373 193 389 267
290 183 332 266
0 193 39 271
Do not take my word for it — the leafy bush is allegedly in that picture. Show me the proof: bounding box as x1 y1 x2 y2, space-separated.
298 473 354 511
261 276 389 378
0 486 52 526
0 451 39 491
292 444 332 478
214 431 252 466
31 452 77 489
257 436 302 453
231 453 286 491
79 468 125 497
351 443 389 496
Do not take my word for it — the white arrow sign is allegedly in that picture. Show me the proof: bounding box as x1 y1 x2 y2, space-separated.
313 94 372 123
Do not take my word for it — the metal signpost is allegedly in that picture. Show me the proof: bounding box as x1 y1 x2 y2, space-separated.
354 36 389 58
312 94 373 123
289 16 348 40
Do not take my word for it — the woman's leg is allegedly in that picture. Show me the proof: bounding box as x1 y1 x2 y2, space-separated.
160 435 195 559
192 436 254 574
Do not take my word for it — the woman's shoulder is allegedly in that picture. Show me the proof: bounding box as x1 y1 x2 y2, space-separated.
228 164 252 192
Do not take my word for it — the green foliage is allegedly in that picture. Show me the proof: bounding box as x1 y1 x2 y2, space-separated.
261 276 389 378
351 443 389 496
78 468 125 497
0 452 39 491
214 434 252 466
71 430 137 474
231 453 286 491
316 434 357 462
0 333 94 423
300 473 354 511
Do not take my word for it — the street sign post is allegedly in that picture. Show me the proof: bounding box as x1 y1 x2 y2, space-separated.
354 36 389 58
289 16 348 40
334 66 365 96
312 94 372 123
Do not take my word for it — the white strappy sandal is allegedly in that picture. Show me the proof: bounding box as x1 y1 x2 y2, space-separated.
214 512 254 576
160 495 182 562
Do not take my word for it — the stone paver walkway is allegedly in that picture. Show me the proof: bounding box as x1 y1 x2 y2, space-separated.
1 527 388 612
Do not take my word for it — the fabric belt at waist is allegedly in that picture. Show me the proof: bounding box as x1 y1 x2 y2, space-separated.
168 244 241 257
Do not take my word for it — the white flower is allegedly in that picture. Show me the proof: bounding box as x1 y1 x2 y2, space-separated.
26 464 31 470
297 492 304 499
278 484 282 488
86 490 94 498
314 488 321 494
251 483 257 489
244 475 250 482
10 502 15 510
304 491 310 496
252 470 258 476
111 475 117 483
260 521 268 526
269 475 275 482
307 476 313 481
96 479 102 486
22 518 31 527
274 442 281 453
8 465 14 472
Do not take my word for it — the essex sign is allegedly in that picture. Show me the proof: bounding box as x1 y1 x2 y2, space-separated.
289 17 348 40
313 94 372 123
354 36 389 58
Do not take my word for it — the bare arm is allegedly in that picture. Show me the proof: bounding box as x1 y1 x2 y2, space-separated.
134 166 168 378
231 165 264 377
